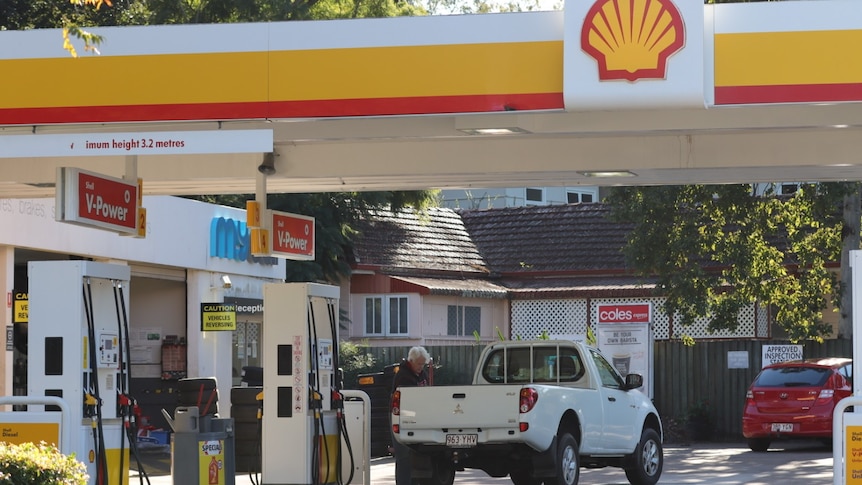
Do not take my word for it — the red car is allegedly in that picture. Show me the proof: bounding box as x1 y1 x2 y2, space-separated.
742 357 852 452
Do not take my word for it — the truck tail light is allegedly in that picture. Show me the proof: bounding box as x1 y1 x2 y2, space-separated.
391 390 401 434
392 390 401 416
519 387 538 413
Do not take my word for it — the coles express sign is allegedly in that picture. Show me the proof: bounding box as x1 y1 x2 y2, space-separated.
59 168 138 234
596 303 652 324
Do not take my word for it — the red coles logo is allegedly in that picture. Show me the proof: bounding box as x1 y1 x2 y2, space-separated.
597 304 652 324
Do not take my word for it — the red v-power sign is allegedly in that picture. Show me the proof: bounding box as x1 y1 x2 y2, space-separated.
56 167 139 235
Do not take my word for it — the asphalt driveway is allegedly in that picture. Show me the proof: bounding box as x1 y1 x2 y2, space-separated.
131 440 836 485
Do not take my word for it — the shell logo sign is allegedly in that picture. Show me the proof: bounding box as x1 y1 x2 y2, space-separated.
580 0 685 82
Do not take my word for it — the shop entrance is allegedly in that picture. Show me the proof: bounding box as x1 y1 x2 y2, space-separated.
232 321 261 387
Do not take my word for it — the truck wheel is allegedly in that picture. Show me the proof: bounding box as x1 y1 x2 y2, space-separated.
420 458 455 485
624 428 663 485
547 432 579 485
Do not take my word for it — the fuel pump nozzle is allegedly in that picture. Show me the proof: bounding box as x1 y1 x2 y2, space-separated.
84 392 98 418
256 391 264 420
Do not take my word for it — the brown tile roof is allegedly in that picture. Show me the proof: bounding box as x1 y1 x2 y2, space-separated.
352 207 489 275
351 204 645 292
458 203 633 276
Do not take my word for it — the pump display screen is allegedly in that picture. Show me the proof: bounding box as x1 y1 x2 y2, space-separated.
98 333 119 367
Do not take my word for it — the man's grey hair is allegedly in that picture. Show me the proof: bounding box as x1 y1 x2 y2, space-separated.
408 346 430 363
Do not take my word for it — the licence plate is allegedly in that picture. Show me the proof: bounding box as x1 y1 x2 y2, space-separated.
446 434 478 447
771 423 793 432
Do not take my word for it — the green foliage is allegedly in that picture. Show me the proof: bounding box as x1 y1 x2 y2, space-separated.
139 0 425 24
0 441 88 485
686 398 712 423
585 325 596 346
338 340 377 388
606 183 857 343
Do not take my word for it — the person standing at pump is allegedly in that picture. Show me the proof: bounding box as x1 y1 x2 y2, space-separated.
391 346 431 485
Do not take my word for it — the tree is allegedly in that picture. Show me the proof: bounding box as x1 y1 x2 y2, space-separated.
140 0 424 24
605 183 859 343
1 0 151 56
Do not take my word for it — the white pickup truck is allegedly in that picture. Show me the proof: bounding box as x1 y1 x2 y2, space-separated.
391 340 663 485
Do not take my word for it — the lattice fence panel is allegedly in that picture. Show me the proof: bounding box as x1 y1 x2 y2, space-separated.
512 297 761 341
756 304 770 338
511 299 588 340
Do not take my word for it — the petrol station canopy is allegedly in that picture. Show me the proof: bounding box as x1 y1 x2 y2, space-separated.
0 0 861 198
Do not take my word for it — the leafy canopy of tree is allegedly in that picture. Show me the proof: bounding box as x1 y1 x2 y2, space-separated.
606 183 857 343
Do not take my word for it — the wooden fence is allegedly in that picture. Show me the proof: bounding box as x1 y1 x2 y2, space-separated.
353 339 852 442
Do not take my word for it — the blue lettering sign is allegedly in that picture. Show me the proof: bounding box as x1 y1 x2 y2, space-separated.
210 217 277 266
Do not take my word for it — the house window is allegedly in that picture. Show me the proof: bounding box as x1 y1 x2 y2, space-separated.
364 295 409 336
566 188 597 204
365 297 383 335
389 297 408 334
448 305 481 337
525 188 544 204
567 191 594 203
780 183 800 195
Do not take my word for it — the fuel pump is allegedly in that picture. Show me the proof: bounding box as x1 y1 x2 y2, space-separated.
27 261 137 485
260 283 358 485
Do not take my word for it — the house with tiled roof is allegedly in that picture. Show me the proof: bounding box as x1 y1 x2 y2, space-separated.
345 203 774 348
347 207 509 347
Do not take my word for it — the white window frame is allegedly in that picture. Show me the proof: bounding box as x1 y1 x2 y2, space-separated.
363 295 409 336
565 187 598 204
525 187 545 205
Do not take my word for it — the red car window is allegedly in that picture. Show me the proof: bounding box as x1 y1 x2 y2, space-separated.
754 367 830 387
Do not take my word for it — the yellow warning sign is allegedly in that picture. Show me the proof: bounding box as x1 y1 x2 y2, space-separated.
200 304 236 331
13 293 27 323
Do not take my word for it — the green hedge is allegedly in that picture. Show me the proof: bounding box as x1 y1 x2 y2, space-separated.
0 441 88 485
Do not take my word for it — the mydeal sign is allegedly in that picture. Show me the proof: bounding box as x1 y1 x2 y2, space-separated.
56 167 138 234
596 303 652 324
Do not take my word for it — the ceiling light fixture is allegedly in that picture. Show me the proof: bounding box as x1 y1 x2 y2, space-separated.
578 170 637 178
457 127 531 135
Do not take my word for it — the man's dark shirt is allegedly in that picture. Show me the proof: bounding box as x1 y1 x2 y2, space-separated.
392 358 429 392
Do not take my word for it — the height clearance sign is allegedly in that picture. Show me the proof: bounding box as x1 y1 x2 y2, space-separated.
56 167 139 235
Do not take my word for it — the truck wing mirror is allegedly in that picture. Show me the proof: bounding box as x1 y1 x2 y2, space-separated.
625 373 643 390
